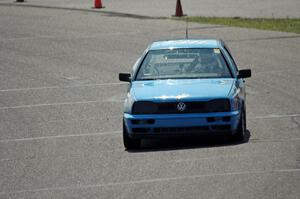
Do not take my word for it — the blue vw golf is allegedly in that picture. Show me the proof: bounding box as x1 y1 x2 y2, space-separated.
119 39 251 149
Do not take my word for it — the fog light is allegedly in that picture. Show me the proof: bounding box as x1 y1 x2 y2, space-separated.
131 119 155 125
222 116 231 122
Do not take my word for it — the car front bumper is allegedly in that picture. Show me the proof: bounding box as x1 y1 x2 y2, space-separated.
124 111 241 138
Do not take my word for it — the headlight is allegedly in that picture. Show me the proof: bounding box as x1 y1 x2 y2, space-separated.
124 93 135 114
206 99 230 112
232 95 239 111
132 101 158 114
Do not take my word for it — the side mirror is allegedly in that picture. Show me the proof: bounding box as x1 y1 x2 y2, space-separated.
238 69 251 79
119 73 131 82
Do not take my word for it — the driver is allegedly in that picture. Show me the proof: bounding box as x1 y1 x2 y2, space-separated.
187 55 205 72
188 54 224 75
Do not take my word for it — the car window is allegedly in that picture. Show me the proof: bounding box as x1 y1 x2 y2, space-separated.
136 48 232 80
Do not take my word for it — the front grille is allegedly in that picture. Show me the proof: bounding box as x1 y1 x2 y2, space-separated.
157 101 207 114
131 125 231 134
132 126 209 134
132 99 230 114
154 126 209 133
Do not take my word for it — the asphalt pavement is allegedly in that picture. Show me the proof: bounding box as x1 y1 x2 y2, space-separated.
0 5 300 199
0 0 300 18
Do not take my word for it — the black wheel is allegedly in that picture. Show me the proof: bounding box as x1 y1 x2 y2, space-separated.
123 121 141 150
232 107 246 142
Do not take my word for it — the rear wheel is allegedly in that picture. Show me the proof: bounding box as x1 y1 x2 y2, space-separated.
232 107 246 142
123 121 141 150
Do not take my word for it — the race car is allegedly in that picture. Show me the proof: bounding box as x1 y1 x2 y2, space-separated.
119 39 251 149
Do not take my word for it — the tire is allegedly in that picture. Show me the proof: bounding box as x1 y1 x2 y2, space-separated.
123 121 141 150
232 107 246 142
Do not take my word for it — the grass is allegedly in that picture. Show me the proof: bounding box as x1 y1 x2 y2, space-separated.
173 16 300 34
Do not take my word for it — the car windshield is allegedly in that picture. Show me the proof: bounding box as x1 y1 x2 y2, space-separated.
136 48 232 80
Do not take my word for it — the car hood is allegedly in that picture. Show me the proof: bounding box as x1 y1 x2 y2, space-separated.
131 78 235 101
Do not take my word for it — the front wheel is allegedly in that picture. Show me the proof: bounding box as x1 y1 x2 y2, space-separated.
232 108 246 142
123 121 141 150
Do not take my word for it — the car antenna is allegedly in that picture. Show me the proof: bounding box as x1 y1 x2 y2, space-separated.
185 16 189 39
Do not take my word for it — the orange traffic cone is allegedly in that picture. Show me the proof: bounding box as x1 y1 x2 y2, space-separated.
94 0 103 9
175 0 184 17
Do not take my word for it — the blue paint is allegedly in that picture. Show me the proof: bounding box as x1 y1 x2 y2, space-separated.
131 79 234 102
149 39 220 50
121 39 249 138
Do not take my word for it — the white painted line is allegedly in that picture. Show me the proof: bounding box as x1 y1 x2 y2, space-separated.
1 168 299 195
0 131 121 143
254 69 292 75
2 115 122 125
249 137 300 143
1 35 96 42
0 113 298 142
0 82 126 92
250 113 300 119
0 99 122 110
0 35 55 42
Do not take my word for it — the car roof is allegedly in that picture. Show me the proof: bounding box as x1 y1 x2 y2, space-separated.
149 39 222 51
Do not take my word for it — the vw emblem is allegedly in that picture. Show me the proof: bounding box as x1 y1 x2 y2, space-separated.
177 102 186 112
